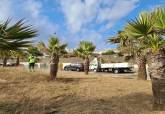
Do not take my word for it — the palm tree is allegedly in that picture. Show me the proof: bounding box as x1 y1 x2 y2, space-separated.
108 10 163 80
108 7 165 105
108 30 147 79
37 41 49 55
108 31 128 47
0 19 37 66
108 30 133 55
124 12 154 80
0 51 11 67
145 34 165 106
48 37 67 80
125 8 165 80
27 46 42 56
10 50 25 66
75 41 96 75
147 8 165 106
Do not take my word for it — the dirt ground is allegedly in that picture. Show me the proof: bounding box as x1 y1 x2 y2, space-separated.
0 68 164 114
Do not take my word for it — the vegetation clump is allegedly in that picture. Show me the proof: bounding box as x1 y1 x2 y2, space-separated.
102 50 115 55
108 8 165 80
74 41 95 75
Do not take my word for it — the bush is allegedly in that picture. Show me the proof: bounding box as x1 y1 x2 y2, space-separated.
27 46 43 56
117 52 124 57
102 50 115 55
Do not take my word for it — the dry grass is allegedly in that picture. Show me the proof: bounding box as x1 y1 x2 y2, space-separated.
0 67 164 114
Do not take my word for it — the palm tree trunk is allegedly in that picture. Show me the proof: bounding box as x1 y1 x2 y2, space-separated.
50 53 59 80
149 50 165 107
149 51 165 78
16 57 20 66
136 55 147 80
84 57 89 75
3 57 7 67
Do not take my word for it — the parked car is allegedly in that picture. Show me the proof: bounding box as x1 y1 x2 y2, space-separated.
64 63 84 71
0 62 16 67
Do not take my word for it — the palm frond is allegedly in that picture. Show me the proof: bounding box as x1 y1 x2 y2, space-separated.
0 19 37 52
48 37 67 56
126 12 153 38
152 8 165 34
75 41 95 59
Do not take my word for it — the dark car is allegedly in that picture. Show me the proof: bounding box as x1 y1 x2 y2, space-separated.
64 64 84 71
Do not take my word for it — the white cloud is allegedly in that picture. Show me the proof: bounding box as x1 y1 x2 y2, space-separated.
0 0 140 50
59 0 139 33
97 0 139 21
0 0 57 43
60 0 100 33
23 0 42 18
0 0 12 20
97 0 139 30
59 0 139 49
79 29 108 50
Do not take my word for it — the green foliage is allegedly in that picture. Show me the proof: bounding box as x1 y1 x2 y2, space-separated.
48 36 67 56
0 19 37 59
27 46 42 56
108 31 128 47
125 12 153 56
125 8 165 55
108 8 165 57
37 41 47 52
126 12 153 41
152 8 165 34
10 50 26 58
100 58 108 63
0 50 11 58
117 52 124 57
74 41 95 59
0 19 37 51
145 34 165 53
102 50 115 55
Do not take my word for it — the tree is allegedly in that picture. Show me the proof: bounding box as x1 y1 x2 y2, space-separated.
124 12 154 80
146 8 165 77
147 8 165 106
0 19 37 66
10 50 26 66
108 31 133 56
27 46 42 56
108 12 151 80
108 31 128 47
108 7 165 106
48 37 67 80
75 41 95 75
108 8 165 80
102 50 115 55
125 8 165 80
37 41 48 54
0 51 11 67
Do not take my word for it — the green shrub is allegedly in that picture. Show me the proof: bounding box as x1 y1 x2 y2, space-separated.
102 50 115 55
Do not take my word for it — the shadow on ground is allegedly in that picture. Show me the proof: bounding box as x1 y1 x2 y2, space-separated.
54 77 97 84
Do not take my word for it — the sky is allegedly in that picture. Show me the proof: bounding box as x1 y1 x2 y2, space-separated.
0 0 165 50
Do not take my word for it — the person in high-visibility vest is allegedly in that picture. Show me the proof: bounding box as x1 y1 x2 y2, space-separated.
28 55 36 72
